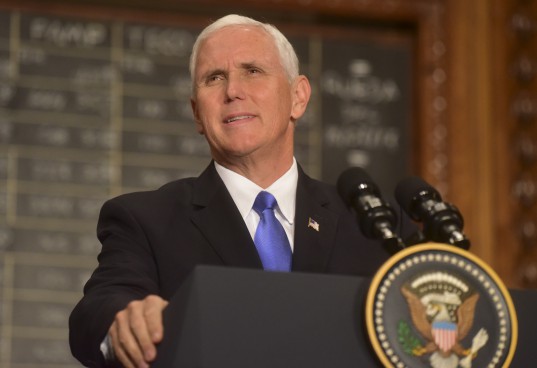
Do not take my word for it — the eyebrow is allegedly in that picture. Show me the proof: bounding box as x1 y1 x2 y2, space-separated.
204 68 226 77
202 61 263 75
240 62 259 69
198 60 270 85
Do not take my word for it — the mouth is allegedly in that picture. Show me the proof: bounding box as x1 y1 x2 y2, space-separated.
225 115 255 124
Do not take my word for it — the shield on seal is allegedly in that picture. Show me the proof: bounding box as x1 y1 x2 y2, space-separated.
432 320 458 353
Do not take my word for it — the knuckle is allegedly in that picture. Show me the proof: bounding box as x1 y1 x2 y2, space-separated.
145 294 160 305
113 310 126 324
130 317 144 330
127 299 141 310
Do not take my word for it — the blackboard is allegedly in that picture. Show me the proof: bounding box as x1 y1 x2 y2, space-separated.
0 8 413 367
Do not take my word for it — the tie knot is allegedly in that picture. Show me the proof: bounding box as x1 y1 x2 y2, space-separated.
253 191 277 215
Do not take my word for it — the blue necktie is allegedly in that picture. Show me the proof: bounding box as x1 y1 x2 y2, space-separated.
253 191 292 272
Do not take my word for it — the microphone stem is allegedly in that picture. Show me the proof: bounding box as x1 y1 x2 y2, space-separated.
377 223 406 254
448 230 471 250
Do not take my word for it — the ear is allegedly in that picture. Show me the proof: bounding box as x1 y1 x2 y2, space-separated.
191 98 204 134
290 75 311 121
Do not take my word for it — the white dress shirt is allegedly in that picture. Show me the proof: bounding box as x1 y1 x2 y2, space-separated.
214 159 298 251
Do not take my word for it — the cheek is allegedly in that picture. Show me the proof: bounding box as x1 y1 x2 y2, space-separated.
194 98 219 128
271 90 293 120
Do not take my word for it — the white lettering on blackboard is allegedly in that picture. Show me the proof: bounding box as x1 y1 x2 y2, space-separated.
346 150 371 168
31 160 73 181
28 195 74 217
36 268 74 289
19 46 46 65
138 168 173 188
29 17 107 47
73 65 114 84
37 306 67 327
76 92 110 116
340 104 381 125
79 129 116 149
171 74 191 97
322 71 399 102
77 198 102 218
137 134 170 152
325 125 399 151
177 136 210 155
122 54 154 75
77 234 101 254
37 126 70 146
321 60 400 103
27 90 67 110
126 26 194 57
37 233 71 253
138 99 167 119
80 163 112 184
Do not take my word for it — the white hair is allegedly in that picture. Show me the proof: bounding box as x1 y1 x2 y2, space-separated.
189 14 300 94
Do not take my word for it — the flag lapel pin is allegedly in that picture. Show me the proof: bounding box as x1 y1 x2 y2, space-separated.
308 217 320 232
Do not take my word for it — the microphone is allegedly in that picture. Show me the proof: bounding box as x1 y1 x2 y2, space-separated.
337 167 405 254
394 176 470 249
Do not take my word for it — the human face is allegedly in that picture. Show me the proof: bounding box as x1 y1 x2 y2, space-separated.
191 25 310 169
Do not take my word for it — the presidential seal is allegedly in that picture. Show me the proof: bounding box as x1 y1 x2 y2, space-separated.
365 242 517 368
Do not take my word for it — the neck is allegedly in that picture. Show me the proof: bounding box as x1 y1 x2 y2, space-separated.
216 155 294 189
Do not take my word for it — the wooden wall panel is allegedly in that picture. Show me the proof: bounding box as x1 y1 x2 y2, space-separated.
497 0 537 288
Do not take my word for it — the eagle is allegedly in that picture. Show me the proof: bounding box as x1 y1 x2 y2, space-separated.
401 286 482 361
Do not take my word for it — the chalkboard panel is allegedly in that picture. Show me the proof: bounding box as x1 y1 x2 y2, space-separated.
320 35 412 194
0 7 414 367
19 13 112 48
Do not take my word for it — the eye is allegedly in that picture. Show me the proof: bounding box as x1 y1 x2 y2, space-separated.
246 66 263 75
205 73 225 85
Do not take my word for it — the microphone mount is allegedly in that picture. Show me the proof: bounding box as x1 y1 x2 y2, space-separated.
337 168 405 254
396 177 470 250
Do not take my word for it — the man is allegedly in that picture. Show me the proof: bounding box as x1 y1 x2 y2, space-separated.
69 14 402 367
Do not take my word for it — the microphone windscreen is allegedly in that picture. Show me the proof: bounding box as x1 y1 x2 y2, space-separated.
336 167 376 204
394 176 436 214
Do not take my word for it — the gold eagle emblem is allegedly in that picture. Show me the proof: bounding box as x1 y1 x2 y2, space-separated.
400 272 489 368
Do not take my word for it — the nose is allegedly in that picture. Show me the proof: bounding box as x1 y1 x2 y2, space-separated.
224 73 245 103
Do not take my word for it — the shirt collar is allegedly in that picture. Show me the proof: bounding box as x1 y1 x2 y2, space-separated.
214 159 298 225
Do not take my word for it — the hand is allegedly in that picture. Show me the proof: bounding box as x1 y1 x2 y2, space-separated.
108 295 169 368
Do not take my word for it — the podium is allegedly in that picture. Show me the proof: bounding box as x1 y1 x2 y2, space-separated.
153 266 537 367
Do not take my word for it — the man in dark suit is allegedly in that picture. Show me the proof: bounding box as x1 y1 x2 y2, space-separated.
69 14 401 367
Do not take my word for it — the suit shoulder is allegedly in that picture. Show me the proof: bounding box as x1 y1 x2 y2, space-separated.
300 174 348 211
106 177 197 212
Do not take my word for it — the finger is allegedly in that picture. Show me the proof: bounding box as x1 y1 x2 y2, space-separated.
128 300 157 363
109 318 138 368
144 296 169 344
114 306 149 368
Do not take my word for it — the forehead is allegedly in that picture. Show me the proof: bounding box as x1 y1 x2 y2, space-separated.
196 25 280 69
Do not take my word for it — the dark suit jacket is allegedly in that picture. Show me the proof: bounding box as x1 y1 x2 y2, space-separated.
69 162 407 367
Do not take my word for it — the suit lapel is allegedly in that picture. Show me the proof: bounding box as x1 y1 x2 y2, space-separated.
292 169 339 273
190 163 263 269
